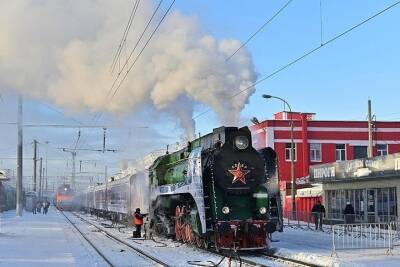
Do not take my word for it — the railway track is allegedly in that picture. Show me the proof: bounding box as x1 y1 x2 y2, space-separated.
254 252 320 267
60 210 170 267
205 249 317 267
70 212 268 267
69 211 320 267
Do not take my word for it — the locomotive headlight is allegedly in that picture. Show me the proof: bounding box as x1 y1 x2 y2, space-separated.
234 136 249 150
259 207 267 214
222 206 230 214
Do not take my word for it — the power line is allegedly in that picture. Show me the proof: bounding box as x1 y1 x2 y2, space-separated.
94 0 175 124
225 0 293 62
38 101 83 125
110 0 141 74
193 0 400 120
110 0 176 100
92 0 165 124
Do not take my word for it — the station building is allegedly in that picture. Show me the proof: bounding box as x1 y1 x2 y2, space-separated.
309 153 400 222
249 111 400 214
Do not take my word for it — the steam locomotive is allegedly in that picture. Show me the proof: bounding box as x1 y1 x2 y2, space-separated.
81 126 282 251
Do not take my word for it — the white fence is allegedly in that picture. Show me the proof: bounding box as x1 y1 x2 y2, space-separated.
331 223 396 256
391 220 400 247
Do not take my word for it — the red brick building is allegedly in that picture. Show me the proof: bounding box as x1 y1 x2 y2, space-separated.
250 111 400 203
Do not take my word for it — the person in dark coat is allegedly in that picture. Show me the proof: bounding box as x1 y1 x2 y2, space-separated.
343 202 355 224
36 201 42 214
133 208 145 238
311 201 326 230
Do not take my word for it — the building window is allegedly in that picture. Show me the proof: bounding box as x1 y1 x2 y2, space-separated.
310 143 321 162
377 144 388 156
354 146 367 159
285 143 296 161
335 144 346 161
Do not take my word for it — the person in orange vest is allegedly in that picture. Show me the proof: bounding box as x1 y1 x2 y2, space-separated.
134 208 145 238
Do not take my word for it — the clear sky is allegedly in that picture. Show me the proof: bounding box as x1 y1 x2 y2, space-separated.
175 0 400 130
0 0 399 190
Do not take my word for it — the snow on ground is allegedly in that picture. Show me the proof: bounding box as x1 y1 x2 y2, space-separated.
64 212 154 266
77 212 247 267
0 208 106 267
270 225 400 267
3 208 399 267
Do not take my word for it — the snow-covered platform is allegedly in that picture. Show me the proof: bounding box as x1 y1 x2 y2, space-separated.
2 208 400 267
0 208 109 267
271 226 400 266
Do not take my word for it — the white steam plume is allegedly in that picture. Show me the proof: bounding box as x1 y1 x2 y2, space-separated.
0 1 257 137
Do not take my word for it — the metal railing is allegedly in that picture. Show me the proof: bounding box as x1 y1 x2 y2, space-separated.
331 223 394 256
283 211 398 233
390 220 400 247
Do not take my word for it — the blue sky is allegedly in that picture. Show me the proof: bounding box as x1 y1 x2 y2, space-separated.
175 0 400 131
1 0 399 188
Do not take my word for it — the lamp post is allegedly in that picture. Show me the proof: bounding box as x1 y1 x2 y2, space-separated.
262 94 296 218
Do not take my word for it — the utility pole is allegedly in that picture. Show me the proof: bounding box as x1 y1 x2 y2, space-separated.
33 140 38 192
104 165 108 182
61 149 77 189
367 99 373 158
39 157 43 200
16 96 23 216
72 152 76 189
44 168 47 196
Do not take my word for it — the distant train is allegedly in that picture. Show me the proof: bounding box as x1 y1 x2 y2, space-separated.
80 126 283 251
56 184 77 211
0 182 16 212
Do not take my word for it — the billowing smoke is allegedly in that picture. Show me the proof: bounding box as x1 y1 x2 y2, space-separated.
0 0 257 138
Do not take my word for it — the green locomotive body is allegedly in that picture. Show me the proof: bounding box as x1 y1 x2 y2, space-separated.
149 126 282 251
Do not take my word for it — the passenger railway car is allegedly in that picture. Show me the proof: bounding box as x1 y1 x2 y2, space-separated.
56 184 76 210
0 181 16 212
82 170 149 223
81 126 282 251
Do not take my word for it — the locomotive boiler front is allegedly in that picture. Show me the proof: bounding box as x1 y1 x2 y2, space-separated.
203 126 275 251
211 127 266 195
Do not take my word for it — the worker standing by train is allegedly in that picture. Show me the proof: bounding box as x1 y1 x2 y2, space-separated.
134 208 145 238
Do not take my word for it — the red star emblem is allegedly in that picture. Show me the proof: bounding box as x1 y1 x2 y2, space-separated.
228 163 250 184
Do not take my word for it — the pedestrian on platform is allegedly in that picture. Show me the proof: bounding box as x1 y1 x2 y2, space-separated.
36 201 42 214
343 201 355 224
311 200 325 231
43 199 50 214
133 208 145 238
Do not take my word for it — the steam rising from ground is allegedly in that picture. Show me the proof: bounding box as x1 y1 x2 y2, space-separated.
0 0 257 138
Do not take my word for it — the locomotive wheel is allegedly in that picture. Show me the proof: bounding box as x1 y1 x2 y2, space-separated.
175 206 182 241
185 223 194 244
195 234 203 248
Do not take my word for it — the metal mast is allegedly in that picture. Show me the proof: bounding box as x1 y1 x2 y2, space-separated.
16 96 23 216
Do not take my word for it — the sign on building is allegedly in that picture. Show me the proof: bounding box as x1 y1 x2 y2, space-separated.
309 153 400 182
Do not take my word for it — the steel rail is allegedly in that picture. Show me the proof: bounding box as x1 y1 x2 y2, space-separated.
70 212 171 267
256 251 321 267
59 210 114 267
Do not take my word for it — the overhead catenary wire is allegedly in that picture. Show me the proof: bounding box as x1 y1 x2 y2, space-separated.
92 0 176 126
193 0 400 120
107 0 164 100
91 0 166 124
225 0 294 62
110 0 176 100
110 0 141 74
